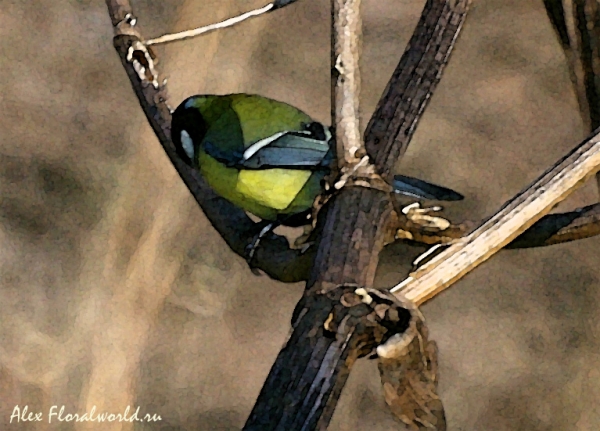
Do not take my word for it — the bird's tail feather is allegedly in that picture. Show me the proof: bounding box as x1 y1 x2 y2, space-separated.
392 174 463 201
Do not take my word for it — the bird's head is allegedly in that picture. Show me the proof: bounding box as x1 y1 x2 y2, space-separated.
170 96 209 166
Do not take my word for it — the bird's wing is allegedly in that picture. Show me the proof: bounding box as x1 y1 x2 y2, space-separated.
239 130 333 169
393 175 463 201
201 140 245 167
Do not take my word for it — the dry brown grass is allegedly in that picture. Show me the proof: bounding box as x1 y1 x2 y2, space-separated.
2 0 600 430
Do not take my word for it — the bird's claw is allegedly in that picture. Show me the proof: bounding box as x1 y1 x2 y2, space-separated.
291 224 315 252
245 222 275 274
245 241 264 275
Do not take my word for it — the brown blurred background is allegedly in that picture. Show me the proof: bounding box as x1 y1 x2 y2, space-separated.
1 0 600 429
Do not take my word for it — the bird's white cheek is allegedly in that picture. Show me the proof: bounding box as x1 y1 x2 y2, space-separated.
180 130 195 160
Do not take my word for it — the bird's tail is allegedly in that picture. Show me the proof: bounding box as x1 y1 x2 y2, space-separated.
392 175 463 201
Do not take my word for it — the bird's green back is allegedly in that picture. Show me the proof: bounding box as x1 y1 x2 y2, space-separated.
187 94 312 147
229 94 312 146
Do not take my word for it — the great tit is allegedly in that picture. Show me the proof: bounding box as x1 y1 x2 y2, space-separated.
170 94 462 259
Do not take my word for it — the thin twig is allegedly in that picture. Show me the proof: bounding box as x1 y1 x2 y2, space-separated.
329 0 391 194
145 3 274 46
144 0 300 46
332 0 363 166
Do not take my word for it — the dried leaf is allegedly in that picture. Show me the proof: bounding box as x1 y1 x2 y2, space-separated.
377 295 445 431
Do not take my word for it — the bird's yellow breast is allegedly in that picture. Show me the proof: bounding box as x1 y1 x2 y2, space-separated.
198 150 313 220
237 169 312 210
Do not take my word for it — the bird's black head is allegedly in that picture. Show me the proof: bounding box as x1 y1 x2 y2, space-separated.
170 97 208 166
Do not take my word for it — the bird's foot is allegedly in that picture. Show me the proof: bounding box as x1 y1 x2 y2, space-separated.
401 202 451 232
245 222 275 275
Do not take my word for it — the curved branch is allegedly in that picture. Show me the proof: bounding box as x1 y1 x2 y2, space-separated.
105 0 311 283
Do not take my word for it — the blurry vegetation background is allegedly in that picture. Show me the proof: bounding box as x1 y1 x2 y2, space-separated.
1 0 600 430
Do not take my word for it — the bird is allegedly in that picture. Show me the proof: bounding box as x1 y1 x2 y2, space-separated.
170 93 463 263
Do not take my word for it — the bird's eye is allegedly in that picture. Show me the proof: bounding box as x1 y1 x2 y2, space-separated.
180 130 195 160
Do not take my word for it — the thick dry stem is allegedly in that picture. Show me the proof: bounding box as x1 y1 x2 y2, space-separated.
246 1 469 429
395 127 600 304
243 286 412 430
364 0 469 180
